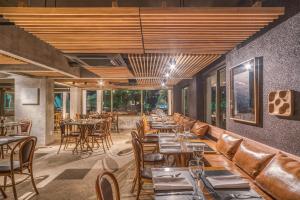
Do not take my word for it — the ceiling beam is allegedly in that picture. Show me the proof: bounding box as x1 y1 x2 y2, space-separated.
0 64 51 72
0 24 81 78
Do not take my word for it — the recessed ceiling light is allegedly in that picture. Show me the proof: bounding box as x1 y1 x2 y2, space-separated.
165 73 170 78
98 80 104 86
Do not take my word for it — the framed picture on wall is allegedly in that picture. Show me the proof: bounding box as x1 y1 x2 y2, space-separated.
230 58 260 125
21 88 40 105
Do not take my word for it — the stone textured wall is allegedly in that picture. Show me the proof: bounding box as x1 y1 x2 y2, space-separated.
226 13 300 156
14 76 55 145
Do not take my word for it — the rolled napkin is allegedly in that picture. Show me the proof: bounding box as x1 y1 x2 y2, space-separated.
206 175 250 189
153 177 193 191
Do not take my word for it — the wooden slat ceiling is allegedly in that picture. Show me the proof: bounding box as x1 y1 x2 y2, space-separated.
85 66 134 78
21 71 67 77
0 7 284 54
0 8 144 53
140 7 284 53
129 53 220 85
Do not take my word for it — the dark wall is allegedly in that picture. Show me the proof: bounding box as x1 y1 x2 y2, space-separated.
226 12 300 156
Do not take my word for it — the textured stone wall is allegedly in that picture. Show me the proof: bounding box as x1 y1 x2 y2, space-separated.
226 13 300 155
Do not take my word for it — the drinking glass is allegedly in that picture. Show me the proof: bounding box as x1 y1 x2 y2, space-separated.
193 146 205 162
189 160 204 200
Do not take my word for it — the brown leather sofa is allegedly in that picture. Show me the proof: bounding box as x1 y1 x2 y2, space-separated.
171 112 300 200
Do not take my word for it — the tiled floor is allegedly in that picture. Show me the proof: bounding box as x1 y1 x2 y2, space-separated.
0 131 154 200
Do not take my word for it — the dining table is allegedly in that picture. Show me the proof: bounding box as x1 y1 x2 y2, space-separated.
64 119 104 153
0 135 29 158
0 121 21 136
152 167 263 200
158 132 217 166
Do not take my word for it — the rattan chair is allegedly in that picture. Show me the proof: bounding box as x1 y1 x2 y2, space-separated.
130 131 153 200
106 117 113 145
111 112 119 133
95 171 120 200
57 121 80 154
89 121 108 152
18 120 32 135
136 121 158 144
0 136 39 200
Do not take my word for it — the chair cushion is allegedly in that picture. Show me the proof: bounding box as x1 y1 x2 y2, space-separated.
191 121 208 137
255 153 300 200
145 129 158 135
141 168 152 179
144 153 164 162
232 142 275 178
178 116 185 125
0 161 21 173
216 133 242 160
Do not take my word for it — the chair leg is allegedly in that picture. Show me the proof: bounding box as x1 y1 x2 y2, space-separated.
10 173 18 200
0 187 6 199
3 176 7 191
57 137 64 154
136 179 142 200
131 176 137 193
29 167 39 195
101 139 106 153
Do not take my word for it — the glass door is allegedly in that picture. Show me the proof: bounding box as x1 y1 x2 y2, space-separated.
205 67 226 129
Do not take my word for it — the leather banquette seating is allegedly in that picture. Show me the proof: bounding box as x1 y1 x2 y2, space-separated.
172 112 300 200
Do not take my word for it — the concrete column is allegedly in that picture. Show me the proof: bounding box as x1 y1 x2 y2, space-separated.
62 92 67 119
82 90 87 115
14 75 55 146
97 90 103 113
70 87 81 119
168 89 173 115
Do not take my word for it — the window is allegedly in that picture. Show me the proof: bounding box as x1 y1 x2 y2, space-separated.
54 93 63 112
3 91 14 116
143 90 168 114
86 90 97 113
205 67 226 129
102 90 112 112
113 90 141 115
182 87 189 116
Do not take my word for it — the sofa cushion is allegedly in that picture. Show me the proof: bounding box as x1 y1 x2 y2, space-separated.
216 133 242 160
182 118 196 130
178 116 185 125
173 113 181 122
232 142 275 178
255 153 300 200
191 121 208 137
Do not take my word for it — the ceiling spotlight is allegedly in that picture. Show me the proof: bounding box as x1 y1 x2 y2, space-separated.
165 73 170 78
169 58 176 70
98 80 104 86
161 82 166 87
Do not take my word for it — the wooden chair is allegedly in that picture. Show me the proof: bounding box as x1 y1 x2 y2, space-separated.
95 171 120 200
57 121 80 154
136 121 158 144
131 131 164 165
106 117 113 145
18 120 32 135
130 131 153 200
111 112 119 133
0 136 39 200
141 115 158 135
89 121 108 152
